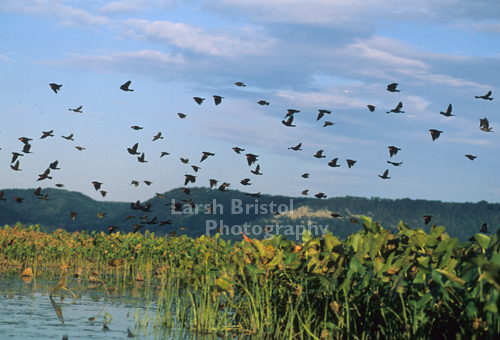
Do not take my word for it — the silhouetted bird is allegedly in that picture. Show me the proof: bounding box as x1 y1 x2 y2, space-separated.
386 83 400 92
62 133 74 141
302 173 310 178
328 158 340 167
479 117 493 132
160 152 170 157
143 181 152 186
479 223 490 233
387 102 404 113
70 211 77 220
108 226 119 235
138 153 148 163
440 104 454 117
282 115 296 127
100 190 107 197
41 130 54 139
75 146 85 151
97 212 106 218
388 146 401 157
193 97 205 105
55 183 64 188
475 91 493 101
159 219 173 226
331 213 342 218
179 158 188 164
429 129 443 141
134 224 145 233
209 179 218 188
127 143 140 155
387 161 403 166
131 180 140 187
49 160 60 170
251 164 262 175
378 169 391 179
189 165 200 173
200 151 215 162
152 132 163 141
38 193 49 201
346 159 357 168
120 81 134 92
257 100 269 106
145 216 158 225
156 193 165 198
323 121 334 127
131 126 143 130
19 137 32 145
301 190 309 195
233 147 245 154
185 174 196 185
465 154 477 160
182 188 191 195
367 105 376 112
246 153 258 166
33 187 42 196
140 202 153 212
213 95 224 105
314 150 326 158
14 197 25 203
315 193 327 199
350 218 358 224
0 191 6 201
235 82 246 87
10 160 21 171
289 143 302 151
240 178 251 185
92 181 103 191
69 106 82 113
49 83 62 93
423 215 433 225
22 144 32 154
245 192 261 197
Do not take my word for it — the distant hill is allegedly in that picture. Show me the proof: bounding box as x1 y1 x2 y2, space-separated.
0 187 498 242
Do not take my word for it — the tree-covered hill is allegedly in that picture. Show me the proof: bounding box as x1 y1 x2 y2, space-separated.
0 187 498 242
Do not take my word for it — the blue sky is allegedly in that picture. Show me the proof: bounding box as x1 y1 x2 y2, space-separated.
1 0 499 204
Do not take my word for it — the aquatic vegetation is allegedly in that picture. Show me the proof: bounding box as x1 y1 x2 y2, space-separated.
1 219 500 339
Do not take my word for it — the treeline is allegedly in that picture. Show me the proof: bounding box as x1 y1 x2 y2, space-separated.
0 187 498 241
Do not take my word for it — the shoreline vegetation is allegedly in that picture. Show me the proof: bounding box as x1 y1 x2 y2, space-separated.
1 218 500 339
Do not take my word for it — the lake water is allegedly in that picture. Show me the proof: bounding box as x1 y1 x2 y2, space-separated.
0 272 227 340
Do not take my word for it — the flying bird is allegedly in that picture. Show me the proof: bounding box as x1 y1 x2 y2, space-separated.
440 104 454 117
138 153 148 163
479 223 491 233
200 151 215 162
323 121 334 127
328 158 340 167
302 173 310 178
378 169 391 179
131 180 140 187
14 197 25 203
152 132 163 141
479 117 493 132
11 152 23 163
289 143 302 151
100 191 107 197
251 164 262 175
209 179 218 188
69 106 82 113
387 161 403 166
55 183 64 188
120 81 134 92
10 160 21 171
257 100 269 106
350 218 359 224
213 95 224 105
475 91 493 101
185 174 196 186
49 83 62 93
182 188 191 195
346 159 357 168
388 146 401 157
301 190 309 195
49 160 60 170
134 224 145 233
233 147 245 154
318 109 332 120
33 187 42 196
315 193 327 199
70 212 77 220
465 154 476 161
386 83 400 92
92 181 103 191
127 143 140 155
40 130 54 139
19 137 32 145
191 165 201 172
423 215 433 225
108 226 120 235
156 193 166 198
282 115 296 127
22 144 32 153
193 97 205 105
429 129 443 141
160 152 170 158
75 146 85 151
38 193 49 201
387 102 404 113
131 126 143 130
246 154 259 166
0 191 5 201
180 158 189 164
62 133 74 141
240 178 251 185
235 82 246 87
314 150 326 158
367 105 376 112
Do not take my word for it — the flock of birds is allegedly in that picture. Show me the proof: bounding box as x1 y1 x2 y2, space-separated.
1 80 495 238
